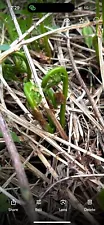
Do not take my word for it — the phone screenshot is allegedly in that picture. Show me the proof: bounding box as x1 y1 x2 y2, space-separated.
0 0 104 225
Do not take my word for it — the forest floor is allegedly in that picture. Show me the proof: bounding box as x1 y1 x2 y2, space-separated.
0 1 104 225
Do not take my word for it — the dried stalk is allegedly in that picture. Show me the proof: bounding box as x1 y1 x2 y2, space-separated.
0 19 103 63
0 112 38 223
66 189 99 225
66 36 104 128
29 142 59 180
20 155 49 183
6 0 48 110
1 104 104 164
6 0 68 140
97 22 104 89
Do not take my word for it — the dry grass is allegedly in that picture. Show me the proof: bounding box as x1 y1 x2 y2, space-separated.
0 1 104 225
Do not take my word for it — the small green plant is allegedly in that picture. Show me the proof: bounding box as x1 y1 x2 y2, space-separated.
82 0 104 62
23 81 54 133
24 66 68 132
82 26 94 49
82 25 99 61
2 51 31 81
24 81 42 109
0 8 33 43
41 66 68 128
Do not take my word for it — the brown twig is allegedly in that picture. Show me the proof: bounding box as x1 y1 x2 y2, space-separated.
0 112 38 224
66 36 104 128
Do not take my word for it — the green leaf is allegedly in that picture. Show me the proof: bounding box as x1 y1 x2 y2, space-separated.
82 26 94 48
13 55 27 73
0 13 18 41
97 189 104 210
0 194 10 212
19 9 33 16
92 35 99 62
0 44 10 51
24 81 42 109
18 15 32 34
2 64 19 81
0 2 6 9
0 131 20 143
11 132 20 143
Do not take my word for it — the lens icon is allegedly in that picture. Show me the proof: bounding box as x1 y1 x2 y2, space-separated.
28 4 36 12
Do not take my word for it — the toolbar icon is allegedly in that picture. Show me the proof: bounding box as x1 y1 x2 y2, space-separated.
87 199 92 205
79 18 85 23
64 18 71 25
11 199 16 206
28 4 36 12
84 6 89 10
60 199 67 205
36 199 41 205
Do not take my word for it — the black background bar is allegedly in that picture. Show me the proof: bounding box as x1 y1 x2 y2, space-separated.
28 3 75 13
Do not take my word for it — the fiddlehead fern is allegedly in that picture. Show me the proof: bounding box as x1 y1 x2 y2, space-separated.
2 51 31 81
41 66 68 128
23 81 54 133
